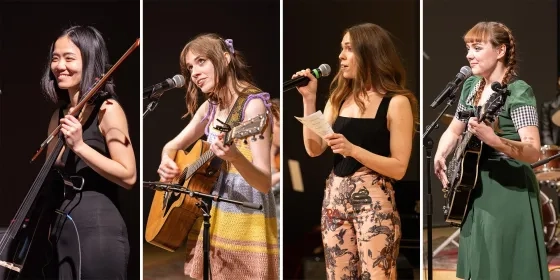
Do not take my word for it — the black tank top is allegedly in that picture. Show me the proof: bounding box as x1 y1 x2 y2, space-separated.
58 99 120 205
332 96 392 177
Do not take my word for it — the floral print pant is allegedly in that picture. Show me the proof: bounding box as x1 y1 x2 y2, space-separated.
321 169 401 280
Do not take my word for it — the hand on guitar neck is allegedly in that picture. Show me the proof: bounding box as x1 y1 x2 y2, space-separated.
209 132 244 163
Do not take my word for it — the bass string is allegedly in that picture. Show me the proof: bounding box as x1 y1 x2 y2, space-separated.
0 137 63 255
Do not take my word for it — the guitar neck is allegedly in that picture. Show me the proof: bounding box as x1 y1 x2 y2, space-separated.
180 149 217 181
454 130 475 158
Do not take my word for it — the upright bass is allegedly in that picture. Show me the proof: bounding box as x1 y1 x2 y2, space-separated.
0 39 139 278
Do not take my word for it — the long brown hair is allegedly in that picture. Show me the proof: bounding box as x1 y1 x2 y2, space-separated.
328 23 419 133
179 33 259 118
464 22 517 106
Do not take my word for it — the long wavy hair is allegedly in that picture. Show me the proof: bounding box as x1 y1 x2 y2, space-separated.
328 23 419 133
179 33 260 118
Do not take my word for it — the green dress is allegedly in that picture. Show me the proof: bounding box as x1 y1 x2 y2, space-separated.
454 76 549 280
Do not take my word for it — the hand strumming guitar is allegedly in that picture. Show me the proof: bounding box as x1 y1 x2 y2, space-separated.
434 155 449 188
158 154 180 182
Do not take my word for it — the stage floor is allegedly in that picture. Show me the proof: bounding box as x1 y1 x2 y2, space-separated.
424 226 560 280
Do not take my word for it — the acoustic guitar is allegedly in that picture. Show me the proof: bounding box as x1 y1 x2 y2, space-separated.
443 86 508 226
145 113 268 251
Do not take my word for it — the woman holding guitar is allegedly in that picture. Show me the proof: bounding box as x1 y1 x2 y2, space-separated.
156 34 278 280
40 26 137 279
292 23 418 279
434 22 548 279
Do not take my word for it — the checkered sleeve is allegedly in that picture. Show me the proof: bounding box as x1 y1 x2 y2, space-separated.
511 105 539 130
454 78 480 123
454 102 468 123
507 83 538 131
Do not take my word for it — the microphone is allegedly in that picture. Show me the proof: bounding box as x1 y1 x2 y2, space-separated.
143 74 185 99
430 66 472 108
283 64 331 92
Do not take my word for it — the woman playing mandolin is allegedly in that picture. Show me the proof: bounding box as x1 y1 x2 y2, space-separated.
42 26 137 279
434 22 548 280
157 34 278 280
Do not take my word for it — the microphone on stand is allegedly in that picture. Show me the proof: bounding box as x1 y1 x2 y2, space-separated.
143 181 262 210
430 66 472 109
143 74 185 99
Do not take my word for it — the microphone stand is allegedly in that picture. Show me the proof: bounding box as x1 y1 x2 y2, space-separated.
423 92 459 280
143 89 165 119
143 181 263 280
531 153 560 169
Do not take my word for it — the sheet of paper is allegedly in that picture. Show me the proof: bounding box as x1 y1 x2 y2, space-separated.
294 110 334 138
288 159 304 192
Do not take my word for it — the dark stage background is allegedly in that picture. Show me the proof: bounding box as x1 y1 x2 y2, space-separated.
0 1 140 278
423 0 558 229
282 0 420 278
141 0 280 249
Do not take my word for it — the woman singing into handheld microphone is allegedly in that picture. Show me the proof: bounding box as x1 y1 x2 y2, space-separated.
292 23 418 280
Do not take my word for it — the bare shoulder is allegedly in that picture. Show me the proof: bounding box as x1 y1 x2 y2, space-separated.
388 95 412 115
98 98 129 134
243 97 267 119
99 98 126 115
194 99 211 120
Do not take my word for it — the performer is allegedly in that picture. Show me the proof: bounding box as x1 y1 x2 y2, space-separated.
42 26 136 279
270 98 280 239
156 34 279 280
540 76 560 145
292 23 418 279
434 22 549 279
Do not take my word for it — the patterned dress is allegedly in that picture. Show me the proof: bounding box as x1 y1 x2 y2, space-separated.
454 76 549 280
184 91 279 280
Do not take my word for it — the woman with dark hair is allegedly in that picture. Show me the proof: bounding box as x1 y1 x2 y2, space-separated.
156 33 278 280
292 23 418 279
434 21 548 280
40 25 136 279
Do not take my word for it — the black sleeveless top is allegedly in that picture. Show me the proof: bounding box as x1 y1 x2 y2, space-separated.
332 96 392 177
58 99 120 205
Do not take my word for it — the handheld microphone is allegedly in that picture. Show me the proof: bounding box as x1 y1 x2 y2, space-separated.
143 74 185 99
430 66 472 108
283 64 331 92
